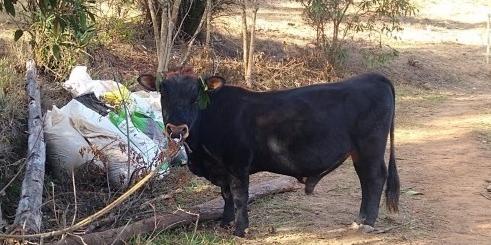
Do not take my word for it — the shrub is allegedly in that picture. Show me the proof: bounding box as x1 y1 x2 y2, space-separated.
298 0 416 67
14 0 96 80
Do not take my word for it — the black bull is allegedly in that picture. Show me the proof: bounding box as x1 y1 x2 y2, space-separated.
137 72 400 236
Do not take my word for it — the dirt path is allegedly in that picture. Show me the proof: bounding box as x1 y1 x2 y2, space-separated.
396 92 491 244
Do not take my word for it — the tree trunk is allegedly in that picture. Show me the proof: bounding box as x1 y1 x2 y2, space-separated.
157 4 170 73
52 177 299 245
176 0 206 40
245 2 258 88
241 1 249 77
180 2 208 66
153 0 183 74
12 60 46 234
164 0 182 70
205 0 212 47
147 0 161 59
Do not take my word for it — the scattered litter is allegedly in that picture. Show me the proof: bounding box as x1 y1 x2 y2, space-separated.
45 66 187 189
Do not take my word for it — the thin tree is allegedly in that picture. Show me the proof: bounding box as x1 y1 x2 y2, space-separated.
179 0 209 66
241 0 259 88
205 0 212 47
147 0 182 73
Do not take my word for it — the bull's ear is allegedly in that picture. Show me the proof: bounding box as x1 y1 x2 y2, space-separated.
137 74 158 91
204 76 225 90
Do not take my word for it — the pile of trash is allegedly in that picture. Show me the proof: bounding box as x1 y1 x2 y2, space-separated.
44 66 187 189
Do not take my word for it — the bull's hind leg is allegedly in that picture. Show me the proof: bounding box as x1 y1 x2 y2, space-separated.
305 176 322 195
353 159 387 226
352 134 389 227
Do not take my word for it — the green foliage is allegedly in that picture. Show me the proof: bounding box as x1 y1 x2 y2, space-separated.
93 0 143 46
299 0 416 67
131 227 235 245
197 77 210 110
96 16 139 45
13 0 96 80
361 45 399 68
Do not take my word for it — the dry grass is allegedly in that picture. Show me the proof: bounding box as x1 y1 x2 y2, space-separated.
0 55 27 224
185 41 340 91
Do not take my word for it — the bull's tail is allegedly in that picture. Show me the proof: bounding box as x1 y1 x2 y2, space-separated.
385 84 400 213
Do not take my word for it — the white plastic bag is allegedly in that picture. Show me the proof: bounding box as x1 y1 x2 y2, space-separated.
44 106 99 180
63 66 125 98
71 117 143 189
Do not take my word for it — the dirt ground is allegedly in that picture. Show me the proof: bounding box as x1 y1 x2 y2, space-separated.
212 1 491 244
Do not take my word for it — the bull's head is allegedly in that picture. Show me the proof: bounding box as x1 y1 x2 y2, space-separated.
137 70 225 140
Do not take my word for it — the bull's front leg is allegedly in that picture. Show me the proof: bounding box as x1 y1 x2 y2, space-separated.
229 174 249 237
220 184 234 227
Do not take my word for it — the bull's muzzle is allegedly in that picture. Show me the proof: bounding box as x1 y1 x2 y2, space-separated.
165 123 189 141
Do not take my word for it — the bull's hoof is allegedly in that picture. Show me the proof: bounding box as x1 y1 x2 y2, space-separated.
233 229 245 237
350 222 375 233
304 176 321 195
220 220 233 228
296 177 307 184
360 224 375 233
305 186 314 195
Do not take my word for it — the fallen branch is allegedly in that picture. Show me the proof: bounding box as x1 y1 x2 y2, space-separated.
53 176 299 245
12 60 46 234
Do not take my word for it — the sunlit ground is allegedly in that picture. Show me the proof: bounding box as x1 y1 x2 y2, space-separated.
216 0 491 47
397 95 491 144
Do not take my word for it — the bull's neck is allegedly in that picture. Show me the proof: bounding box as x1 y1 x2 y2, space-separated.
186 87 240 151
186 109 203 152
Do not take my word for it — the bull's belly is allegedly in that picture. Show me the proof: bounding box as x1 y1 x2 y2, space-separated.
251 149 351 177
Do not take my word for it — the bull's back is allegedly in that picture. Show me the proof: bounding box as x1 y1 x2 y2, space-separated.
249 73 394 175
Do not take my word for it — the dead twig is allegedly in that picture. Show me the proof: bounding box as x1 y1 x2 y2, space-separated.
0 159 26 196
70 169 78 226
51 182 59 226
479 192 491 200
176 207 200 243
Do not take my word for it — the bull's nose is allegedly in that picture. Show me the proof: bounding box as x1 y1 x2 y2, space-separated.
165 123 189 140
